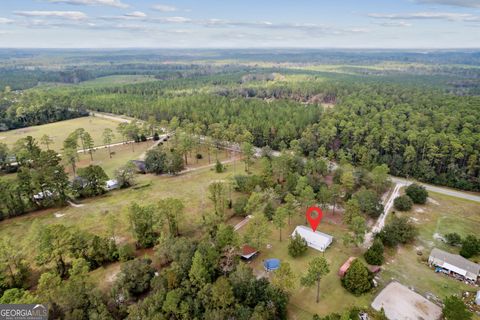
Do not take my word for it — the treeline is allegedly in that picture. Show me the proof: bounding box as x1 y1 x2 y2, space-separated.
0 90 88 131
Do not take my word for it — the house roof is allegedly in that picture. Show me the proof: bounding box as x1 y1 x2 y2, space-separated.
242 244 258 256
429 248 480 276
291 225 333 248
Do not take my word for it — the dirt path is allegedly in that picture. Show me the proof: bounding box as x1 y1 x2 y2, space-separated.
363 181 405 247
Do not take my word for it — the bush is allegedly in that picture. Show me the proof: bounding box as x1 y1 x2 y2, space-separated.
352 188 384 218
393 195 413 211
153 132 160 141
196 153 203 159
215 160 225 173
234 175 263 193
112 258 155 299
118 243 135 262
364 238 384 265
378 216 417 247
445 233 462 247
233 197 248 216
442 295 472 320
140 134 147 142
288 233 308 258
460 235 479 258
341 259 372 295
405 184 428 204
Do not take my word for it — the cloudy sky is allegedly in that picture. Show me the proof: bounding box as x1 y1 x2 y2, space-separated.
0 0 479 48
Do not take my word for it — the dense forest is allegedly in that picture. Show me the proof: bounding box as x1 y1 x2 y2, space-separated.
1 50 479 190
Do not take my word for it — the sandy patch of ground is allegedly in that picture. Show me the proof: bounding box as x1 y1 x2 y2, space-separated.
112 236 128 245
0 136 5 140
106 264 121 284
433 233 446 242
415 208 425 213
54 212 65 218
428 198 440 205
372 282 442 320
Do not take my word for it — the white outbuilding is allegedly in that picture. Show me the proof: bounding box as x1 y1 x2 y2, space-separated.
291 225 333 252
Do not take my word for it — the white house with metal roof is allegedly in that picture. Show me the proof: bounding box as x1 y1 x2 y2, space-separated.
291 225 333 252
428 248 480 282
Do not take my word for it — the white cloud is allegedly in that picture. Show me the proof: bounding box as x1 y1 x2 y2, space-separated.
0 18 14 24
368 12 478 21
374 21 412 27
414 0 480 8
48 0 128 8
124 11 147 18
151 4 177 12
14 11 88 20
160 16 191 23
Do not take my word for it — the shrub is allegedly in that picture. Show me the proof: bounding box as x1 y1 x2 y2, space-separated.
405 184 428 204
215 160 225 173
352 188 384 218
378 216 417 247
288 233 308 258
233 197 248 216
196 153 203 159
460 235 479 258
153 132 160 141
442 295 472 320
393 195 413 211
364 238 384 265
341 259 372 295
118 243 135 262
445 233 462 247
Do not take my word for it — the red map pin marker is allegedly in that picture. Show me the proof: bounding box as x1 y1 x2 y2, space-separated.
306 206 323 232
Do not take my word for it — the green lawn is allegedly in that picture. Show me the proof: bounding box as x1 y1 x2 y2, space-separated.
0 116 123 151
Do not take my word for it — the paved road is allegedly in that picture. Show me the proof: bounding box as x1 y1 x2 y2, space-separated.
89 111 134 123
391 177 480 203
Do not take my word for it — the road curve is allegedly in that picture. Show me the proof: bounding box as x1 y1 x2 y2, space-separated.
390 177 480 203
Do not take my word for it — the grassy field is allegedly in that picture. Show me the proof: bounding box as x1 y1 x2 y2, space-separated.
70 140 153 177
77 75 158 88
0 116 123 151
0 145 241 266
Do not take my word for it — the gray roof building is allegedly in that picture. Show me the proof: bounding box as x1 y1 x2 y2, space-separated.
428 248 480 281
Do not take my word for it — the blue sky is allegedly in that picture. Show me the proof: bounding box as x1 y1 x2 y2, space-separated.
0 0 479 48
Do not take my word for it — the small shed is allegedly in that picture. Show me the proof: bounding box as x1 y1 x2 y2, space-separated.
291 225 333 252
338 257 356 277
240 245 258 261
429 248 480 282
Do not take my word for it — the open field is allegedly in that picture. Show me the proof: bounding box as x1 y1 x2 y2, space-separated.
77 75 159 87
0 116 123 151
70 140 153 177
0 147 242 264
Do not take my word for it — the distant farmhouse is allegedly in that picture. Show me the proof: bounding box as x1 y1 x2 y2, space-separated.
429 248 480 282
291 225 333 252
